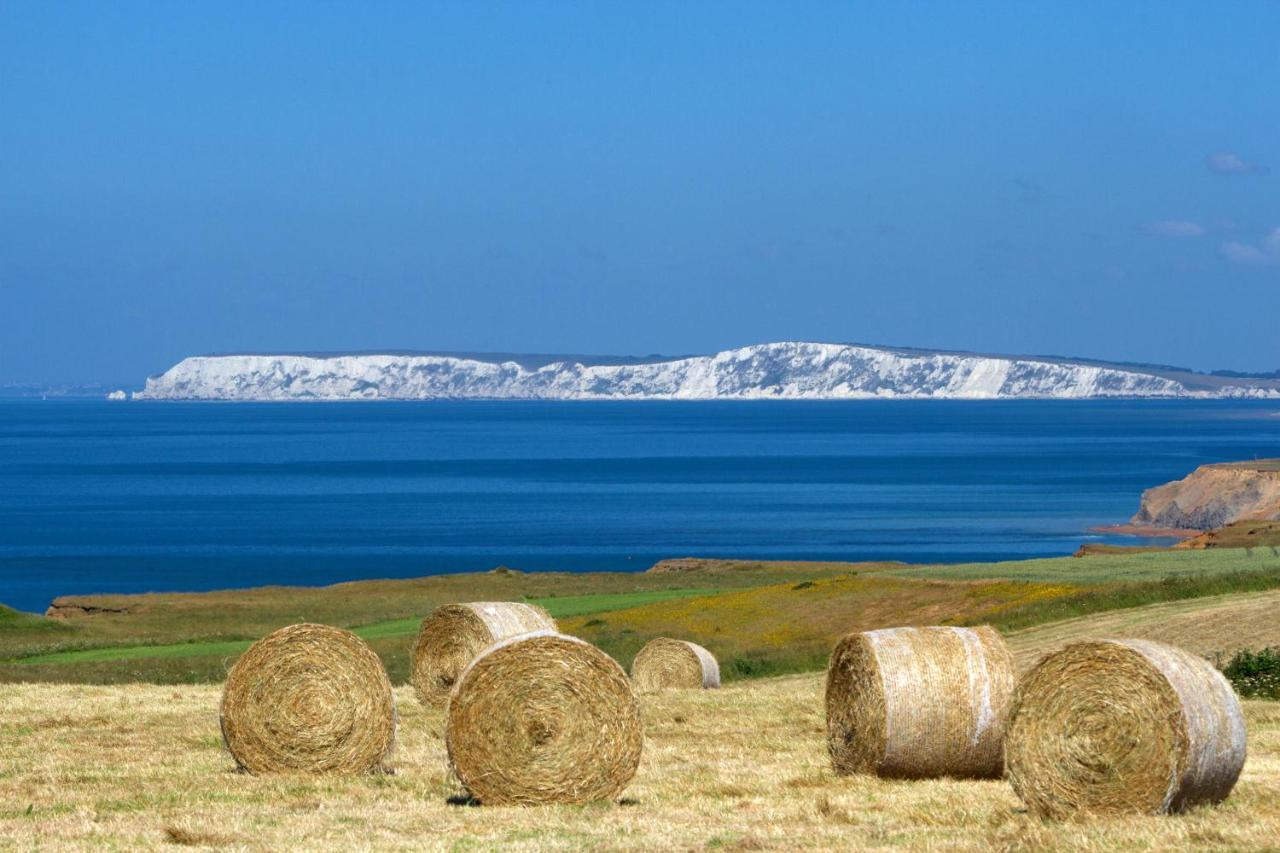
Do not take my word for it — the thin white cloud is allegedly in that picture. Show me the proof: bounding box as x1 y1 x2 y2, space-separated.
1223 241 1270 264
1144 220 1204 238
1222 228 1280 265
1206 152 1267 175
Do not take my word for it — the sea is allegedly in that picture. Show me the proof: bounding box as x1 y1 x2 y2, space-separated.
2 399 1279 613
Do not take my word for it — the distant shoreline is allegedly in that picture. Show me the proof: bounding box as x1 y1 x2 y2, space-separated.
1090 523 1200 540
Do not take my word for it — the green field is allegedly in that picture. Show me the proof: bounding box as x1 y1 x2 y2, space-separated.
10 588 722 666
886 544 1280 584
5 546 1280 685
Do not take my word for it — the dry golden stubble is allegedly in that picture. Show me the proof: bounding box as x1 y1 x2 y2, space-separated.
220 623 396 775
825 625 1014 779
1005 639 1246 818
630 637 720 691
410 602 556 708
445 631 644 805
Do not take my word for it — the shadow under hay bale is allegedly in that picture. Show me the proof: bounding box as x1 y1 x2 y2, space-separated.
1006 639 1247 818
630 637 720 691
220 623 396 775
825 625 1013 779
445 630 643 805
411 602 556 708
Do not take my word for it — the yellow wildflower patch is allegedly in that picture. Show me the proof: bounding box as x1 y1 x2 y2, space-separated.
563 574 1083 678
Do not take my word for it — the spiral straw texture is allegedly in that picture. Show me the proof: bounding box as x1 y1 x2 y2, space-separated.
630 637 720 691
411 602 556 708
825 625 1014 779
220 623 396 775
445 631 644 805
1006 639 1247 818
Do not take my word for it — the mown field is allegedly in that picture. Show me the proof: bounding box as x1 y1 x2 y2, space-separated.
1003 587 1280 671
5 544 1280 684
5 540 1280 849
2 678 1277 850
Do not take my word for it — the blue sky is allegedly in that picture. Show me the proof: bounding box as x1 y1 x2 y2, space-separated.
2 2 1279 384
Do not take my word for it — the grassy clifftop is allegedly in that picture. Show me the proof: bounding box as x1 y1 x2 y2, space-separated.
6 546 1280 685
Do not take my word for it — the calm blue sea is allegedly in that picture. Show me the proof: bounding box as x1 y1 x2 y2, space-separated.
2 399 1279 613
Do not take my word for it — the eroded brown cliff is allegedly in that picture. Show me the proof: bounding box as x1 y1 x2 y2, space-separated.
1131 460 1280 530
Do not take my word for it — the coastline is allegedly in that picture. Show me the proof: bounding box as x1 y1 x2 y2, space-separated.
1089 523 1200 540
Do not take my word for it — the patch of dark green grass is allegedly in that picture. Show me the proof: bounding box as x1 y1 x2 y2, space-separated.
0 605 74 640
724 649 829 682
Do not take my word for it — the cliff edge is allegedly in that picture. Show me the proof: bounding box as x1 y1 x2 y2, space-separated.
1130 460 1280 530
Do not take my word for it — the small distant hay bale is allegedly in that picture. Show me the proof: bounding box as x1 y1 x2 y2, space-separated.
825 625 1014 779
220 623 396 774
445 631 644 805
411 602 556 708
630 637 720 691
1006 639 1247 818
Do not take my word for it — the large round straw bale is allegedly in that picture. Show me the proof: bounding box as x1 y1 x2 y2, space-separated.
220 623 396 774
445 631 643 805
1006 639 1247 818
411 602 556 708
825 625 1014 779
630 637 720 690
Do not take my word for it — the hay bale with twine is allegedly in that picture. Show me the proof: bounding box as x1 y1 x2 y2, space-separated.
1006 639 1247 818
825 624 1014 779
411 602 556 708
630 637 720 691
445 630 643 805
220 623 396 775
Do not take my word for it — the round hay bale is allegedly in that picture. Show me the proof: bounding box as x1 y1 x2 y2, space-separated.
220 623 396 775
445 631 643 805
411 602 557 708
1006 639 1247 818
630 637 720 691
825 625 1014 779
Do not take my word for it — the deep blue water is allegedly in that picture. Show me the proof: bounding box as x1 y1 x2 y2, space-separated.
2 399 1279 613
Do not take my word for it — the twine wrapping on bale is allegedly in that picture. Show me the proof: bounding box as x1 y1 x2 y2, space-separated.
220 623 396 775
630 637 720 691
1005 639 1247 818
411 602 556 708
445 630 644 805
825 624 1014 779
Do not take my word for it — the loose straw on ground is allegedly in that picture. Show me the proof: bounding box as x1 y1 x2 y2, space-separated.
1006 638 1247 818
445 631 643 805
825 624 1014 779
220 623 396 774
411 602 556 708
630 637 720 691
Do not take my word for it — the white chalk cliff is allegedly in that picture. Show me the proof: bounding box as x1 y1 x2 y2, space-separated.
134 342 1278 401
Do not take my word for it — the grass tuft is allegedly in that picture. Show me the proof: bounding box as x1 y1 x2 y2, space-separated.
163 825 235 847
